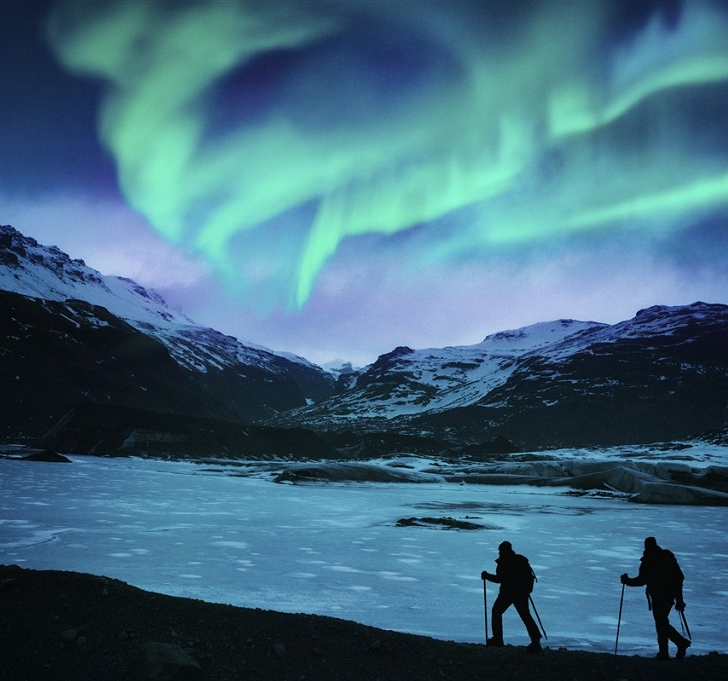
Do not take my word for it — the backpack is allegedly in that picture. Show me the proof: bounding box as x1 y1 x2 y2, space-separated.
660 549 684 595
644 548 684 600
514 554 537 594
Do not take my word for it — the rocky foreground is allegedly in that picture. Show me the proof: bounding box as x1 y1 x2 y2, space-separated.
2 565 726 681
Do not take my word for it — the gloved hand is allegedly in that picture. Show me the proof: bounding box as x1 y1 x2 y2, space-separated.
675 598 686 612
481 571 490 581
620 573 629 585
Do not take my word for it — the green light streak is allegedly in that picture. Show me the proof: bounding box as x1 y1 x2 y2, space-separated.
570 172 728 229
550 55 728 140
46 0 728 310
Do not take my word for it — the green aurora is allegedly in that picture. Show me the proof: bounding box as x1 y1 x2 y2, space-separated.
45 0 728 311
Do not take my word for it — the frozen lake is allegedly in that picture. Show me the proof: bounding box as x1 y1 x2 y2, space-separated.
1 455 726 657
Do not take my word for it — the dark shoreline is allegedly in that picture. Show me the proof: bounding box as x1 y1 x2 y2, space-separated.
2 565 726 681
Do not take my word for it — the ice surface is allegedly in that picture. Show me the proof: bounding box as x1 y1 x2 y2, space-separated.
1 455 726 657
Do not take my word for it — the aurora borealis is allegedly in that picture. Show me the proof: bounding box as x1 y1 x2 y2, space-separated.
2 0 727 365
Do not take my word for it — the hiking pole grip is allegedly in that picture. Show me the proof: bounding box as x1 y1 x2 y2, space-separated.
615 582 625 656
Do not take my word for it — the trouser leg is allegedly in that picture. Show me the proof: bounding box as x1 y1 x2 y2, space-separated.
653 615 669 655
652 599 688 654
491 593 511 641
514 596 542 642
667 622 689 646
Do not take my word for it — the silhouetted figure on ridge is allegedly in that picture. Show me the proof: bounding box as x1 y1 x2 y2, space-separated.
621 536 690 660
481 541 542 653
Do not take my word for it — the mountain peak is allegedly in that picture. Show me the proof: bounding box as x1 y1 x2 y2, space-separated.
274 301 728 448
1 222 192 327
635 301 726 320
1 223 325 373
1 224 336 438
481 318 606 353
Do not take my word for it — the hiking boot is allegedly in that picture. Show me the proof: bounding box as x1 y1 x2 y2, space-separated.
676 640 691 660
526 640 542 654
486 637 504 647
655 652 670 661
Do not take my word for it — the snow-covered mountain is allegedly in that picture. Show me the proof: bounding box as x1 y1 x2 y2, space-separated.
315 319 606 418
3 222 727 452
275 303 728 449
0 224 327 374
0 223 334 442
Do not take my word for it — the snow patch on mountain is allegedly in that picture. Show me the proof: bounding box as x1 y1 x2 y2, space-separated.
278 301 728 434
480 318 606 351
284 319 608 421
0 224 318 374
1 226 189 326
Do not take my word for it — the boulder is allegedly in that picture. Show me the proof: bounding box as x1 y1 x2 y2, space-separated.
693 466 728 493
22 450 71 463
492 461 565 477
395 516 490 530
139 642 202 681
536 465 654 493
565 466 655 493
443 473 549 486
562 460 640 477
631 483 728 505
274 462 434 484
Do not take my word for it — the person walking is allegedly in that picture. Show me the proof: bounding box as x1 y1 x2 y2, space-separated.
621 536 691 660
481 541 542 653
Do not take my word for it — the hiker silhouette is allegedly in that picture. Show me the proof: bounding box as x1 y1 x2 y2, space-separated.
621 536 691 660
481 541 542 652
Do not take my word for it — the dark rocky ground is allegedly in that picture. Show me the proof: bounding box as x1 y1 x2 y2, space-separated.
2 565 726 681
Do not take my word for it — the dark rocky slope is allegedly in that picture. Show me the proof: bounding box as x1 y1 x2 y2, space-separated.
34 403 336 459
2 565 726 681
1 223 334 443
0 289 333 442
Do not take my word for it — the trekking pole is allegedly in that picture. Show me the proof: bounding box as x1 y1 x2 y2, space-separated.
529 595 548 639
679 610 692 640
483 578 489 643
615 582 625 656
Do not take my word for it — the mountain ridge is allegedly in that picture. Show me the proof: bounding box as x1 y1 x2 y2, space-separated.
0 223 334 443
2 222 727 452
0 224 323 373
274 302 728 449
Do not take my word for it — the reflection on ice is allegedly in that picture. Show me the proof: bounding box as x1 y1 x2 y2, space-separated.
0 454 726 657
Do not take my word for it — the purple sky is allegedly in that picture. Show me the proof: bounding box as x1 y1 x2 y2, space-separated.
2 0 727 366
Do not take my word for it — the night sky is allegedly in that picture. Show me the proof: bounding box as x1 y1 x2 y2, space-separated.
2 0 727 366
